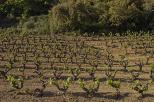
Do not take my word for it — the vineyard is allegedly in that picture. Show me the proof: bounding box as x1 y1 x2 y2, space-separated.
0 33 154 102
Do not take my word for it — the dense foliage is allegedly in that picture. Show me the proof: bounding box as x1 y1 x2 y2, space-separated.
49 0 154 33
0 0 154 34
0 0 57 18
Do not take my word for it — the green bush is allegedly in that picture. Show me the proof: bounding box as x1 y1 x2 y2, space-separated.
49 0 100 33
0 0 57 18
0 0 153 34
49 0 154 33
0 0 26 17
107 0 154 31
20 15 50 35
0 15 50 35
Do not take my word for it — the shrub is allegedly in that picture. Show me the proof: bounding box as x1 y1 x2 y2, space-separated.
0 0 57 18
0 0 24 17
19 15 50 35
108 0 154 31
49 0 100 33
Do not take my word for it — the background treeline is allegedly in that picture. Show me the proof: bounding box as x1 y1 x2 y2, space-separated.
0 0 154 34
0 0 58 17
